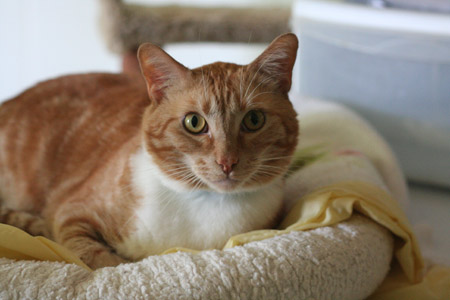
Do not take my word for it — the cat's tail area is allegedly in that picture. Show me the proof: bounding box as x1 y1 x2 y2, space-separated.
0 205 51 238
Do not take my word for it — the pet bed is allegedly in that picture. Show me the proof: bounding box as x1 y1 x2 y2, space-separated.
1 97 448 300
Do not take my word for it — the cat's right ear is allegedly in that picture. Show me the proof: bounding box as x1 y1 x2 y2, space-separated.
138 43 190 103
248 33 298 94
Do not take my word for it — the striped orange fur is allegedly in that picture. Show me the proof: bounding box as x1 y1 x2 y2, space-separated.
0 33 299 269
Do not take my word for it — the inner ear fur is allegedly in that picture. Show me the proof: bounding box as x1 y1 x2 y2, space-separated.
248 33 299 94
138 43 190 103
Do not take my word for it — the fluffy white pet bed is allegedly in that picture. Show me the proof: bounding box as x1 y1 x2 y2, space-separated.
0 215 392 299
0 97 425 299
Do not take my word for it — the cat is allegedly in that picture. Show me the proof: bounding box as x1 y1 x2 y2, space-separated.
0 33 299 269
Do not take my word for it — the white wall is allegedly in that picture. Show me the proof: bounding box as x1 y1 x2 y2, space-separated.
0 0 120 102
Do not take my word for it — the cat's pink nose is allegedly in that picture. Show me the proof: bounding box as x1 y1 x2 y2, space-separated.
216 157 239 175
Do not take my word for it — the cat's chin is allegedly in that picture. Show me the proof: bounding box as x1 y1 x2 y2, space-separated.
207 177 270 194
209 178 242 193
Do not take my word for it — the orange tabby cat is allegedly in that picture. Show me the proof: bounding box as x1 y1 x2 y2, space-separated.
0 34 299 269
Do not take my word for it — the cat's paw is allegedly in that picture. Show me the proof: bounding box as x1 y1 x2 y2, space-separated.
0 206 52 238
28 217 52 238
88 251 128 269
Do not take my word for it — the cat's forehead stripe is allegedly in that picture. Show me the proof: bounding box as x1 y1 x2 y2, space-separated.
197 64 245 115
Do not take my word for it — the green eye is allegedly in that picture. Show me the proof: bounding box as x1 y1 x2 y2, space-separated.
184 113 207 134
242 110 265 132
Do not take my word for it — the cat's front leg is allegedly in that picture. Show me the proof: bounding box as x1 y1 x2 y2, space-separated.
53 211 128 269
0 205 52 238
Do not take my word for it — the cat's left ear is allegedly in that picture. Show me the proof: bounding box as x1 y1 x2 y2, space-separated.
249 33 299 94
138 43 190 103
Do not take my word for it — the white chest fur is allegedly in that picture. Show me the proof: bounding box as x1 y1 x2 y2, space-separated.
116 147 284 260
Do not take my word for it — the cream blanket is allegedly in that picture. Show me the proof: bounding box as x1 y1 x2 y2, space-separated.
1 97 448 299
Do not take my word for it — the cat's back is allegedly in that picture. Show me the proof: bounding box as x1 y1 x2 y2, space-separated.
0 73 146 118
0 73 148 211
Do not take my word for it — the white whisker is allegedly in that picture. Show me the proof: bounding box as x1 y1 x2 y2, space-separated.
243 51 279 100
245 91 276 105
239 66 245 101
257 165 287 172
201 66 210 103
245 75 277 103
258 155 293 162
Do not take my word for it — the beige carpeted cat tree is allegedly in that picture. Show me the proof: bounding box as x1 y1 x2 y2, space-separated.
99 0 290 72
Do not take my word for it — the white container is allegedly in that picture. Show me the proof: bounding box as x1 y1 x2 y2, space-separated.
292 0 450 188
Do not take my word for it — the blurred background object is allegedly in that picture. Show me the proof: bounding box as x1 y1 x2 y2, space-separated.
384 0 450 13
100 0 290 51
99 0 290 72
292 0 450 188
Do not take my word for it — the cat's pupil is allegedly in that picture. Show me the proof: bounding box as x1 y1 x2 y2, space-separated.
191 115 198 128
251 112 259 125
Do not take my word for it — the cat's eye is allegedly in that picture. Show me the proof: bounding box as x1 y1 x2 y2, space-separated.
242 110 265 132
183 113 207 134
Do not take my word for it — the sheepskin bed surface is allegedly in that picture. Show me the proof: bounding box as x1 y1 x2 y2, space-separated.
0 215 392 300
